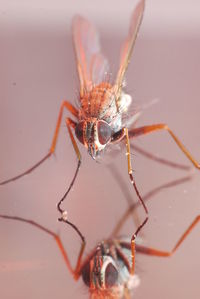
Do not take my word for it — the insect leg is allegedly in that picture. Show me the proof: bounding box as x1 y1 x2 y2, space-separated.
0 214 85 280
0 101 79 185
128 124 200 169
123 127 148 274
65 118 81 161
110 175 192 275
136 215 200 257
57 118 82 220
124 127 148 236
110 175 192 238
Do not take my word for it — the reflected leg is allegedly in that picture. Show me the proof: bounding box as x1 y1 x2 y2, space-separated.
0 214 85 280
136 215 200 257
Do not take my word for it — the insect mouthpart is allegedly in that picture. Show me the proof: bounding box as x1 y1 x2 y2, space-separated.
88 142 98 160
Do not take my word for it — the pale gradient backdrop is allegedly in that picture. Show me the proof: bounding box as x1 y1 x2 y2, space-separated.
0 1 200 299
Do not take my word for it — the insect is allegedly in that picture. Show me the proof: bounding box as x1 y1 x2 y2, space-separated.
0 175 198 299
1 0 199 225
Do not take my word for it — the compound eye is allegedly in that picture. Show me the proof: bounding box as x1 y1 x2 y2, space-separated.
97 121 111 145
75 121 85 144
81 262 90 287
105 263 118 288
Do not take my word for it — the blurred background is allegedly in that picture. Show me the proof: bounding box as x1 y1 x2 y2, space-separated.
0 0 200 298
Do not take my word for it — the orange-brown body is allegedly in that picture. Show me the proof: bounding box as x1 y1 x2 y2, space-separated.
79 83 118 122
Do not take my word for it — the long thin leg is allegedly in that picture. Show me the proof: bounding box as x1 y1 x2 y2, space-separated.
129 124 200 169
127 121 199 265
136 215 200 257
57 118 81 220
65 118 81 162
106 163 141 232
124 127 149 275
0 101 79 185
124 127 148 237
110 175 192 238
0 214 85 280
131 142 191 171
111 175 192 274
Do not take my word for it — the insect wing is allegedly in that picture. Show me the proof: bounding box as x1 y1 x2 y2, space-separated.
115 0 145 93
72 15 109 96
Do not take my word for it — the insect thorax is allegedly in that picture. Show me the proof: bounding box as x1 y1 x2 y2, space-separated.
79 83 132 126
79 83 117 122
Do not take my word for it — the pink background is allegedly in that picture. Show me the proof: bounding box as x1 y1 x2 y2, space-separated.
0 0 200 298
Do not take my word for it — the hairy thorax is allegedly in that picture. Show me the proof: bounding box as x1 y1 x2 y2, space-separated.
79 83 118 123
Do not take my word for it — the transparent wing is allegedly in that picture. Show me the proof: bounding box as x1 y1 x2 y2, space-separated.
72 15 109 95
115 0 145 92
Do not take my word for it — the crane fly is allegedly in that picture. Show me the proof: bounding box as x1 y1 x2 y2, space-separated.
1 0 200 227
0 175 198 299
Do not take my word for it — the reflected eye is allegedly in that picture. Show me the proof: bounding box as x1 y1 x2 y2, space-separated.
75 121 85 144
97 121 111 145
105 263 118 288
81 262 90 287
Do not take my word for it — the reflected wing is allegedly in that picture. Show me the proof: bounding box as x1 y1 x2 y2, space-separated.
115 0 145 93
72 15 109 96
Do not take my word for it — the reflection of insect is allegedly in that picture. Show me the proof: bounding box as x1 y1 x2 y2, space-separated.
1 0 199 224
0 176 199 299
